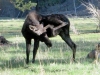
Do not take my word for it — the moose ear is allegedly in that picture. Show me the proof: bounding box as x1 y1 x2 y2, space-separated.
29 25 35 30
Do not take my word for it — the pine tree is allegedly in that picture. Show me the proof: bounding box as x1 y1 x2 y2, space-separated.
11 0 36 12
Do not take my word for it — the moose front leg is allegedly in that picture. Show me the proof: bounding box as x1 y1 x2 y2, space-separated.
32 39 39 63
25 39 31 64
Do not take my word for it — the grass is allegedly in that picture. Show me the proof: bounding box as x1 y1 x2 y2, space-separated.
0 17 100 75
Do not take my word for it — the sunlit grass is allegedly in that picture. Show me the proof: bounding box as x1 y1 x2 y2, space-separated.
0 17 100 75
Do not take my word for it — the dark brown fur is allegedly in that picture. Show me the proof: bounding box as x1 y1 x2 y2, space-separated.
21 11 76 64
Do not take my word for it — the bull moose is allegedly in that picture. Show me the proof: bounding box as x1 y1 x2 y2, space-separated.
21 11 76 64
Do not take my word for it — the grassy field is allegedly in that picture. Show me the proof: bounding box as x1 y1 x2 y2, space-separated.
0 17 100 75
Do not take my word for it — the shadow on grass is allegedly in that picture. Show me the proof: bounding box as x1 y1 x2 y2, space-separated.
35 57 94 65
0 40 98 69
79 30 100 34
0 56 94 70
0 57 26 69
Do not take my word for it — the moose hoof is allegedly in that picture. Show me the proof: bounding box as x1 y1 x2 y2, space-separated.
32 60 35 63
26 60 29 64
45 42 52 47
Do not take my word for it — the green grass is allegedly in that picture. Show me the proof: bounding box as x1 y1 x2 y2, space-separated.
0 17 100 75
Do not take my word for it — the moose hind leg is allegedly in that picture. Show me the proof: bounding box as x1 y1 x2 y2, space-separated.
59 32 76 61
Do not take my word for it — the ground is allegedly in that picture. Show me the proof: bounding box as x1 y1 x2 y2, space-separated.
0 17 100 75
